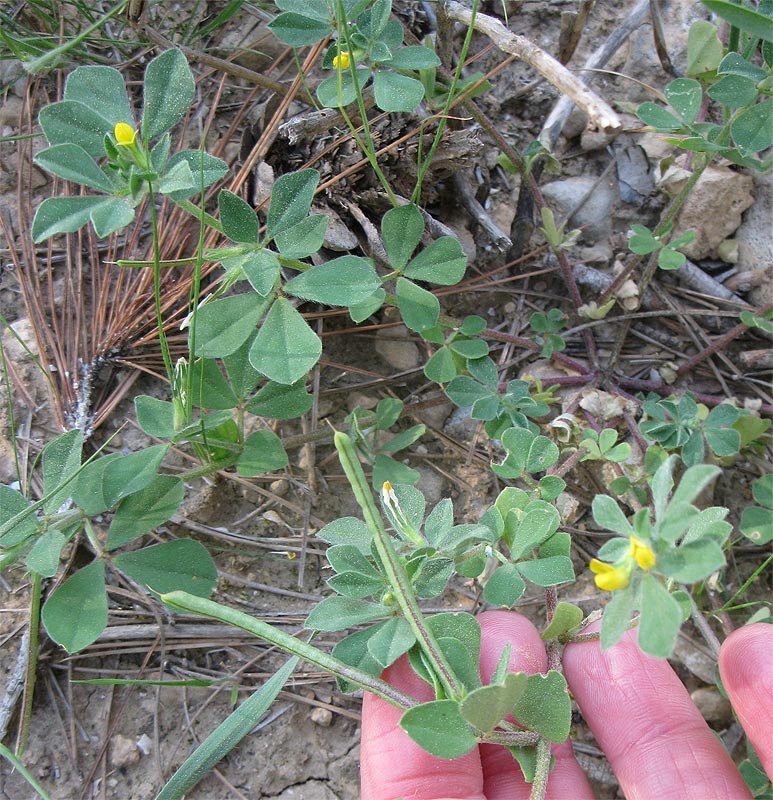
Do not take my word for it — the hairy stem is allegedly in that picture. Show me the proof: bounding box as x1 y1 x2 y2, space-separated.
334 431 464 700
159 590 419 710
14 574 40 756
530 737 553 800
147 183 175 386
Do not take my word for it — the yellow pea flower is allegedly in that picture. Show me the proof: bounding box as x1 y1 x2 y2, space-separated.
589 535 656 592
629 536 656 569
114 121 137 146
589 559 631 591
332 50 351 69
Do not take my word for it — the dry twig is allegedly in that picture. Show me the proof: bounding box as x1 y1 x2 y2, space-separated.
441 0 622 132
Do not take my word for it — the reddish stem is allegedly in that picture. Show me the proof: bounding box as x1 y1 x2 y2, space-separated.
677 303 773 378
614 376 773 415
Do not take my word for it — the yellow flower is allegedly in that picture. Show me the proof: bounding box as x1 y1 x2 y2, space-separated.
629 536 656 569
332 50 351 69
114 121 137 146
589 559 631 591
589 535 656 592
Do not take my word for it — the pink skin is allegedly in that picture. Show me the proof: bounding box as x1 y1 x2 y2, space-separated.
361 612 773 800
719 624 773 778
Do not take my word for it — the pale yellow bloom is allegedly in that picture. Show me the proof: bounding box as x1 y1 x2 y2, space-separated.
114 121 137 146
332 50 351 69
381 481 404 523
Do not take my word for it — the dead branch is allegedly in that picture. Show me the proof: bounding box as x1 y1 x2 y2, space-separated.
673 259 745 305
540 0 650 150
441 0 622 132
279 88 377 145
452 172 512 251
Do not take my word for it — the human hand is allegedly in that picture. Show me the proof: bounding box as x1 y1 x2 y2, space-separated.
360 612 773 799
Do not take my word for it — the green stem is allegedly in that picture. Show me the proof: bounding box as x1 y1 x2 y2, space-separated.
159 590 418 710
147 182 175 387
185 152 210 424
333 431 464 700
0 333 21 485
412 0 479 202
177 458 235 481
0 743 52 800
335 0 398 206
529 737 552 800
485 729 539 747
720 554 773 612
82 518 102 556
15 573 41 756
173 197 224 234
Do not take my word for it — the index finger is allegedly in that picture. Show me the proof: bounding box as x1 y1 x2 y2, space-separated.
563 629 751 799
719 623 773 779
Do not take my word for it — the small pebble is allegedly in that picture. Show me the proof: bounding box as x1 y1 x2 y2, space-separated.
690 687 732 723
310 707 333 727
270 478 289 497
110 734 140 768
375 325 421 372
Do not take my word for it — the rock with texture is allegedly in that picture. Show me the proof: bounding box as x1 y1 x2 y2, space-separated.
690 687 733 723
675 166 754 260
541 175 616 244
735 171 773 308
375 325 421 371
110 735 140 768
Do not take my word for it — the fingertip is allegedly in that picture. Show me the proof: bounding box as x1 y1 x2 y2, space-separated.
564 628 751 799
360 660 485 800
476 611 593 799
719 623 773 779
477 610 547 680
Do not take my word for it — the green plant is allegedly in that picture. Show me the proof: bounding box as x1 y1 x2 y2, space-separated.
3 2 773 798
31 50 221 241
637 34 773 171
529 307 567 358
163 428 577 772
0 430 218 652
444 376 552 440
638 393 751 467
13 39 471 657
346 398 426 487
629 4 773 293
539 206 580 253
580 428 632 463
589 455 732 656
423 314 490 383
627 222 696 270
740 474 773 546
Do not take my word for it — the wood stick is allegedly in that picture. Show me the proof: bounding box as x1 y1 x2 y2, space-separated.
441 0 622 132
